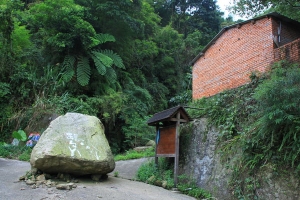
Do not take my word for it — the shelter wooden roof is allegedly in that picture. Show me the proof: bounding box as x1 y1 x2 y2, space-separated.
147 106 191 126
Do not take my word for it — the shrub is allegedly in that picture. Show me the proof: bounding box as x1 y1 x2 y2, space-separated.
0 144 32 161
137 158 212 198
137 160 157 183
247 61 300 169
137 158 175 188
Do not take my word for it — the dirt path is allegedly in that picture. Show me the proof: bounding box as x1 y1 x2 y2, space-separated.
0 158 195 200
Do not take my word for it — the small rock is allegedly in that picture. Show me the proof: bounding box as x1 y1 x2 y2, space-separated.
31 185 37 189
26 180 36 185
36 174 46 181
20 188 25 190
146 140 156 147
154 180 162 187
36 181 44 187
45 180 53 188
31 176 36 182
56 184 71 190
47 189 54 194
52 181 57 187
56 183 74 190
19 175 26 181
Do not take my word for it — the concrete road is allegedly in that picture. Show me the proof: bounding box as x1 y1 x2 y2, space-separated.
108 157 154 180
0 158 195 200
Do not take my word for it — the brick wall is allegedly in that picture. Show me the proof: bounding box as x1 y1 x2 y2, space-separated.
192 16 300 99
274 38 300 62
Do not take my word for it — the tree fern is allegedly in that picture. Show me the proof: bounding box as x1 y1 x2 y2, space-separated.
77 56 91 86
101 49 125 69
62 55 75 82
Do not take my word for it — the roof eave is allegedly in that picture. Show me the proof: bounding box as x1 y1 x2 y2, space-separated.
189 28 226 65
147 106 191 126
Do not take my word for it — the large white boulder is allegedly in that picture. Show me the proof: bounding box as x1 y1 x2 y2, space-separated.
30 113 115 175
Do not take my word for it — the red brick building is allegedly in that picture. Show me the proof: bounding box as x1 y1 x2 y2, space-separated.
191 12 300 99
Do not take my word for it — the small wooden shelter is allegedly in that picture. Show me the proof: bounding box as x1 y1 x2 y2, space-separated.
147 106 191 186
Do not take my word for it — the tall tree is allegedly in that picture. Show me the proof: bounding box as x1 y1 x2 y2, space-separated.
26 0 125 89
231 0 300 21
0 0 23 81
149 0 223 41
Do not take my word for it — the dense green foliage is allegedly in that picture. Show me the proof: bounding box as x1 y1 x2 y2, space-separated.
188 61 300 199
137 158 212 199
0 0 226 152
0 144 32 161
231 0 300 21
114 147 155 161
250 62 300 168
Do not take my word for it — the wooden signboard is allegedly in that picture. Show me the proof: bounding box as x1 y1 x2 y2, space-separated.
147 106 191 187
156 125 176 156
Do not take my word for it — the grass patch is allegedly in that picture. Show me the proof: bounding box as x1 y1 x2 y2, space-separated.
137 158 212 199
177 175 212 199
0 144 32 161
114 147 155 161
114 171 119 177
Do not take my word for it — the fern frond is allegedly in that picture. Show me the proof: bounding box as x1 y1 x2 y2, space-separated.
90 53 106 75
77 56 91 86
95 33 115 44
105 67 117 85
88 37 101 49
101 50 125 69
62 55 75 82
91 50 113 67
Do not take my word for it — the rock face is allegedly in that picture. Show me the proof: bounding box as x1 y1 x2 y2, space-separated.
180 118 232 199
30 113 115 175
180 118 300 200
